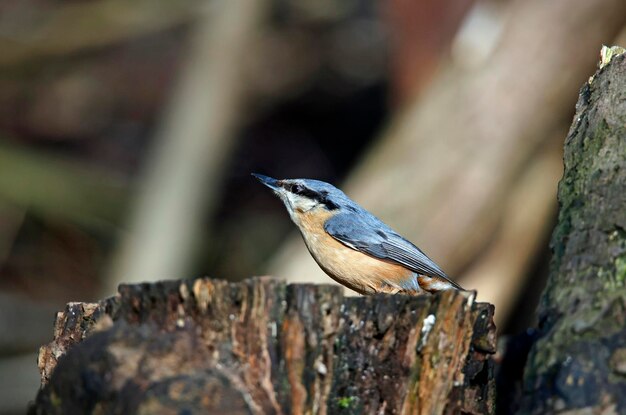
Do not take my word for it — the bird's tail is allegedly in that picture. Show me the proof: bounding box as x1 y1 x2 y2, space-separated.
417 275 465 293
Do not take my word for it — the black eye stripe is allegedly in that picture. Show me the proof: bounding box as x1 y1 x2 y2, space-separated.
288 184 339 210
321 197 339 210
289 184 316 198
316 190 339 210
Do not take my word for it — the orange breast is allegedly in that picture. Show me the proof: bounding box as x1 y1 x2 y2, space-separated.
294 209 419 295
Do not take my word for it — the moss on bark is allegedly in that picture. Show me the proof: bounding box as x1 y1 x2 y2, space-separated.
521 53 626 413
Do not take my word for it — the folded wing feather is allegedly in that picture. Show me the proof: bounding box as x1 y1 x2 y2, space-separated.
324 212 463 290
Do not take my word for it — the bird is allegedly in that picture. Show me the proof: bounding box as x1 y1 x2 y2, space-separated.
252 173 463 295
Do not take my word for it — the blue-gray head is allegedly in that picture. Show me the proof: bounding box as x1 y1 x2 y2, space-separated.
252 173 353 220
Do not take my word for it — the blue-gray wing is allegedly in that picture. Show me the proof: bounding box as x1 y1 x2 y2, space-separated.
324 212 462 289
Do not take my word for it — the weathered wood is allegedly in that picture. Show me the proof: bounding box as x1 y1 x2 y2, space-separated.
31 277 495 414
520 51 626 413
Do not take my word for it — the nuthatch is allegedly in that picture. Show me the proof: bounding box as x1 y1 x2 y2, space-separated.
253 173 463 295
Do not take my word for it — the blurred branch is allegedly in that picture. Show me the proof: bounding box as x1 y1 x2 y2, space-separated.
0 0 203 69
105 0 269 293
269 0 626 320
462 136 563 327
383 0 475 105
0 141 128 228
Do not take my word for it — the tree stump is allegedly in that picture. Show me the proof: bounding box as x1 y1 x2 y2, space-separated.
520 50 626 413
30 277 496 414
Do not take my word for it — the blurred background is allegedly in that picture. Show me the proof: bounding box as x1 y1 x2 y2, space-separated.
0 0 625 412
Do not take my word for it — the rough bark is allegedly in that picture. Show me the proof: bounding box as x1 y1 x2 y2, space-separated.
31 277 495 414
520 52 626 413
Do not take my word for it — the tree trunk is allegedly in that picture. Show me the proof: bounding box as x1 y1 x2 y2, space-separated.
31 277 495 414
520 51 626 413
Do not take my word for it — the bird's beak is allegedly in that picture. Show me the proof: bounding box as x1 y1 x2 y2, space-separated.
251 173 281 191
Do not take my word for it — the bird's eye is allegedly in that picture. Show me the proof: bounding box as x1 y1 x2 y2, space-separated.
291 184 305 195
